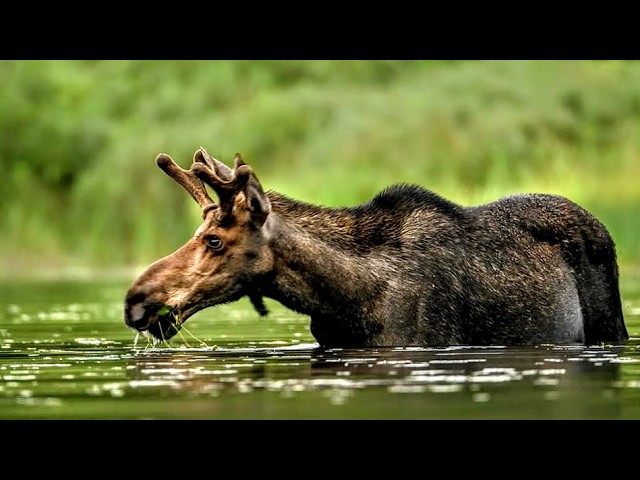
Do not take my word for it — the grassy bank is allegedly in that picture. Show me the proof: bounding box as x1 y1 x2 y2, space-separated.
1 60 639 275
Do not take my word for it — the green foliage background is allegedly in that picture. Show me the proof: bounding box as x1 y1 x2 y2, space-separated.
1 60 639 276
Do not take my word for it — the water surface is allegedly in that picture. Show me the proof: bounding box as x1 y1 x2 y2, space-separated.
1 270 639 420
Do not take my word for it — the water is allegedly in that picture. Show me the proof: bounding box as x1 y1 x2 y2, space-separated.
1 269 640 420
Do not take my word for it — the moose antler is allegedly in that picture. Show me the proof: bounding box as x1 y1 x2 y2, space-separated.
192 149 255 222
195 147 234 181
193 150 252 195
157 147 270 226
156 152 216 214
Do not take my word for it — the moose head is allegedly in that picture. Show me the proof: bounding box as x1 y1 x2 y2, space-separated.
124 148 272 342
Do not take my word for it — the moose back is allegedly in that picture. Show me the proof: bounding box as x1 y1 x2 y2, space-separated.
124 148 628 347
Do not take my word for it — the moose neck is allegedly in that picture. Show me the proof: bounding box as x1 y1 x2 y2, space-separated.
260 192 388 325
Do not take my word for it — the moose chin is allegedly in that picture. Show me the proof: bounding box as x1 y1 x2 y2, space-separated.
124 147 628 348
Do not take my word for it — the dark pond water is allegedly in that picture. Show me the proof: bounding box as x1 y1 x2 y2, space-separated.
1 268 640 420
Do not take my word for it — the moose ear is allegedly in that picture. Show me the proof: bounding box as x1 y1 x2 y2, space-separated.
246 177 271 226
235 153 270 226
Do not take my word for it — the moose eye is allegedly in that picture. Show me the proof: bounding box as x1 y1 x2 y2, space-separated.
206 235 224 251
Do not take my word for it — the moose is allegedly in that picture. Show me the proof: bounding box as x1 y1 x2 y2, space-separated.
124 147 628 347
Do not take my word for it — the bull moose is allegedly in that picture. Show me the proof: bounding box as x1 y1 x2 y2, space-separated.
124 147 628 347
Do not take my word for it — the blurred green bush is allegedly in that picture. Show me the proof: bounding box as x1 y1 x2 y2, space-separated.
1 60 638 274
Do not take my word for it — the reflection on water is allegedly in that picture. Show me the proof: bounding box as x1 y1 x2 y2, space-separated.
2 340 640 419
1 276 640 419
123 343 628 393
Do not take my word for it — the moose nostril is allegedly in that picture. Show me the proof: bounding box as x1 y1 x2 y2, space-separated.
125 302 148 329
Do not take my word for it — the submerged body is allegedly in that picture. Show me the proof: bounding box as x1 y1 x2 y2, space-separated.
124 149 628 348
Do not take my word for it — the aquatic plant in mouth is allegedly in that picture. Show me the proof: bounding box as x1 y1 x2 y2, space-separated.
133 305 213 349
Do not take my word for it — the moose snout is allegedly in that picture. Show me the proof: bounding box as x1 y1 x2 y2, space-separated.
124 291 154 331
125 304 147 330
124 285 184 342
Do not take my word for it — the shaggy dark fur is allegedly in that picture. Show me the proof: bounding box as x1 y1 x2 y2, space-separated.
250 185 627 347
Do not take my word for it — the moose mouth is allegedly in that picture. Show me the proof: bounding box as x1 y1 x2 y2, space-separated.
145 307 183 342
126 297 210 344
127 304 188 343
